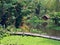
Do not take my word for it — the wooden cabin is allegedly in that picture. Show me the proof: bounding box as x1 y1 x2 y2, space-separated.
42 15 50 20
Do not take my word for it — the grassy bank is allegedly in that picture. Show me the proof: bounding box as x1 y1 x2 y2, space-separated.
0 35 60 45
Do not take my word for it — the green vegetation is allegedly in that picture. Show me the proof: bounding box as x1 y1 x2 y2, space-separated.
0 0 60 30
0 35 60 45
0 0 60 45
0 0 60 39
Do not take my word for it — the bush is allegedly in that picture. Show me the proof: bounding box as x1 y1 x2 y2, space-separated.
49 12 60 17
0 27 10 39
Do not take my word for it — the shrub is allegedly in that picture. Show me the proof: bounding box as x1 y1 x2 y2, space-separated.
0 27 10 39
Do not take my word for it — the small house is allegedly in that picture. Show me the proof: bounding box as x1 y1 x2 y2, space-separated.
42 15 50 20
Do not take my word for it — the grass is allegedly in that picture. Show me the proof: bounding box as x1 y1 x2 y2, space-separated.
0 35 60 45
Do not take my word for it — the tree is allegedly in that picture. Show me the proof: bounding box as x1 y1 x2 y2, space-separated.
55 0 60 12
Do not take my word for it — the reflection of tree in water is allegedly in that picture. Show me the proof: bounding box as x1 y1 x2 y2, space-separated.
52 16 60 26
15 15 23 28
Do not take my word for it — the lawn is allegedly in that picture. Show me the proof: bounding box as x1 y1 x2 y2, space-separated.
0 35 60 45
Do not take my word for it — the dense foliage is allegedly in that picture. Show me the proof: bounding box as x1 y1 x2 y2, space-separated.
0 0 60 31
0 0 60 42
